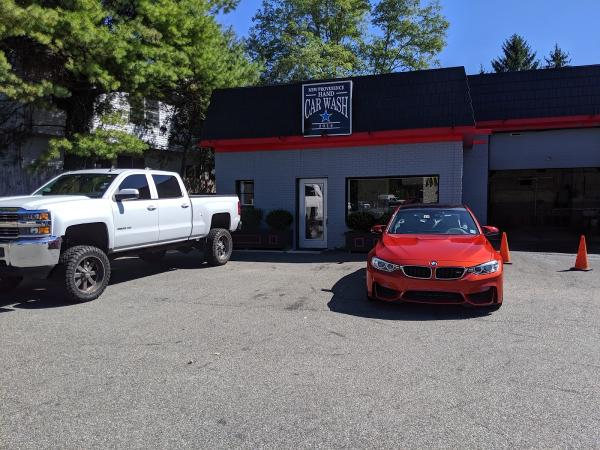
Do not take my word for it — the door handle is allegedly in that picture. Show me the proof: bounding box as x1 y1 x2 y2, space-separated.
147 205 157 211
181 204 190 208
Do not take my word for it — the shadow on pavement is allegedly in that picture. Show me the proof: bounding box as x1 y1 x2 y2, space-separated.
327 268 492 321
232 250 368 264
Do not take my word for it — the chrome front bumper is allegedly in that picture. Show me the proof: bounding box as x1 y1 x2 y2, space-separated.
0 236 62 269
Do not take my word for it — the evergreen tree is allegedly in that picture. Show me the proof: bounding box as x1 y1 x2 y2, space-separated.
0 0 258 165
491 34 539 73
545 43 571 68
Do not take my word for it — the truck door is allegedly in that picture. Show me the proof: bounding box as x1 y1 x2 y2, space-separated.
111 174 159 249
152 174 192 242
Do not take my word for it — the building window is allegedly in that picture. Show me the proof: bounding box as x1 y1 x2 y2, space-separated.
129 97 160 127
236 180 254 206
347 176 439 219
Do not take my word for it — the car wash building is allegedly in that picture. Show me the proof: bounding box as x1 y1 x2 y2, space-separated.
201 65 600 250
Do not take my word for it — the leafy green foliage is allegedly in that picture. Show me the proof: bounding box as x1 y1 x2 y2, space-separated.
0 0 258 165
544 44 570 69
491 34 539 73
266 209 294 230
241 207 264 231
367 0 448 74
347 211 376 231
247 0 448 83
48 112 148 162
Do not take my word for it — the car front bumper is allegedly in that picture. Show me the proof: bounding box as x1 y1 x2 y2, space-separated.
0 236 62 278
367 266 503 306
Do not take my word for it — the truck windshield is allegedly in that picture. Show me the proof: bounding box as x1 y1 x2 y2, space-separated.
388 208 480 235
34 174 118 198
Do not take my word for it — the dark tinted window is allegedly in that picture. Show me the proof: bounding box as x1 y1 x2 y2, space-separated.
152 175 182 199
119 174 151 200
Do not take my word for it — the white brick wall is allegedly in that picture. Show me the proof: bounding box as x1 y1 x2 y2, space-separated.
216 141 464 249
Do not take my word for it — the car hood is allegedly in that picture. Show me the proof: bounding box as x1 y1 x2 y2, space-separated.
0 195 89 210
375 233 497 266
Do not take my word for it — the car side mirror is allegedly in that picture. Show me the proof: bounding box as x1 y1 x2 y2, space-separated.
482 225 499 236
371 224 385 234
115 188 140 201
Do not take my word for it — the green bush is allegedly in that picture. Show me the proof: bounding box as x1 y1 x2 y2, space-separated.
241 207 263 231
346 211 376 232
266 209 293 231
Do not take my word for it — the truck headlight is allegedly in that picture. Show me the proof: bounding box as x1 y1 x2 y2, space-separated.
22 211 51 221
467 260 499 275
26 226 51 235
371 257 400 272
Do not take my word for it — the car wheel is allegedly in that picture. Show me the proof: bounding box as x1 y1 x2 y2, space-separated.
58 245 111 302
0 276 23 294
139 250 166 263
205 228 233 266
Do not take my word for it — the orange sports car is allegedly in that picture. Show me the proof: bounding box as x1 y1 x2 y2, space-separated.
367 204 503 311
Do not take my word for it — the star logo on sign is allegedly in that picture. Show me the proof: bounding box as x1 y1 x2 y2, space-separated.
320 110 332 122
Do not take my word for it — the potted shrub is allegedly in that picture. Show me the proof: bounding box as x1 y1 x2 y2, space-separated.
264 209 294 249
345 211 379 252
233 208 294 250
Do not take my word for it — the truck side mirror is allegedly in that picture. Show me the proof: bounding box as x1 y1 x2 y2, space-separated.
115 188 140 201
371 224 385 234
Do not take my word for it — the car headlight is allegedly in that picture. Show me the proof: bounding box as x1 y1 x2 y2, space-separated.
371 257 400 272
467 260 499 275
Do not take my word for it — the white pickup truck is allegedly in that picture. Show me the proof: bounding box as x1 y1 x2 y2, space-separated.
0 169 240 301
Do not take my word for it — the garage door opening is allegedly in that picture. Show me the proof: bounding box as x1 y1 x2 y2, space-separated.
489 168 600 252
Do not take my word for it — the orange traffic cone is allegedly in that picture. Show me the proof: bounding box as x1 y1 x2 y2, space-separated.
500 232 512 264
571 235 592 271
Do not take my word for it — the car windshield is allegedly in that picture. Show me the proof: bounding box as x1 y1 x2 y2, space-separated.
34 174 118 198
388 208 479 235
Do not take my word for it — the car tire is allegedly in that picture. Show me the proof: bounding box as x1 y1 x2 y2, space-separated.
139 250 166 263
205 228 233 266
58 245 111 302
0 276 23 294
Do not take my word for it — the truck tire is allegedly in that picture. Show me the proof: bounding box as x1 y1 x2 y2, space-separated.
58 245 111 302
139 250 166 263
205 228 232 266
0 276 22 294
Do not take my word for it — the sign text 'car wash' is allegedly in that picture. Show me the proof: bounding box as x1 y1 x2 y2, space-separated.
302 81 352 137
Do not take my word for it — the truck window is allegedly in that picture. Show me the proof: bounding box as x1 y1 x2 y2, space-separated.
118 174 151 200
152 175 183 199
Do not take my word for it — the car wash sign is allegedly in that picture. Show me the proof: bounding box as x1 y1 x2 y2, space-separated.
302 81 352 137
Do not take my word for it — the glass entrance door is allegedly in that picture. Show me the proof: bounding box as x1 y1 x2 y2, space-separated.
298 178 327 249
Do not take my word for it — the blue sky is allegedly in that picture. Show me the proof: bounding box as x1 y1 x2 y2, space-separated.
218 0 600 74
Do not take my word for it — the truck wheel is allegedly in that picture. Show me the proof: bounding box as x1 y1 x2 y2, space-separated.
139 250 166 263
205 228 232 266
59 245 111 302
0 276 22 294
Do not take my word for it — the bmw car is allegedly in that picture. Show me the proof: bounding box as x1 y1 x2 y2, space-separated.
367 205 503 311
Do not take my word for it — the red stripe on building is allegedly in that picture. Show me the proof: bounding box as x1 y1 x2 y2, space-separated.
477 115 600 132
200 126 479 153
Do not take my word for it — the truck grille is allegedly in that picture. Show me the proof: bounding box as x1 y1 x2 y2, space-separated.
402 266 432 279
435 267 466 280
0 227 19 239
0 213 19 222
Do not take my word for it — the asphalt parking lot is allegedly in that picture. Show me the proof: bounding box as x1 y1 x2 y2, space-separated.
1 250 599 449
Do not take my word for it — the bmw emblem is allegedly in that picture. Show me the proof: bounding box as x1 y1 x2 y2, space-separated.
430 261 438 266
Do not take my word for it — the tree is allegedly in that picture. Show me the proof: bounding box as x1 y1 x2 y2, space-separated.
247 0 448 83
0 0 256 167
491 34 539 73
247 0 370 83
545 43 571 68
366 0 448 74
